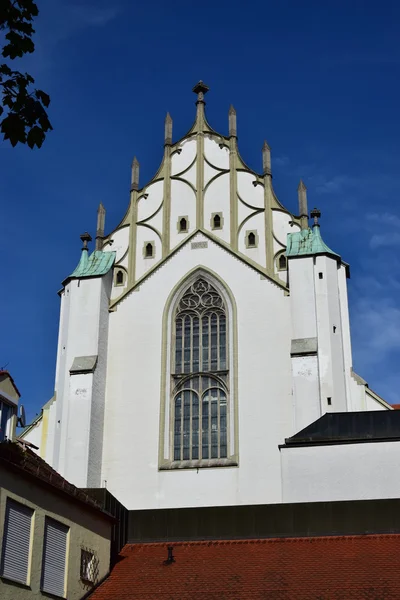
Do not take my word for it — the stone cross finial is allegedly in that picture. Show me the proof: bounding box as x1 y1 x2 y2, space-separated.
80 232 92 251
310 207 321 227
262 140 271 176
192 80 209 104
131 156 140 191
165 113 173 145
229 105 237 137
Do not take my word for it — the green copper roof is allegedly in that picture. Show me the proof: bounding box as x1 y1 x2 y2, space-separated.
286 226 340 258
70 250 116 279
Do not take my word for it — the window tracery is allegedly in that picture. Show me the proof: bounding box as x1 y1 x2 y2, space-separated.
171 278 228 462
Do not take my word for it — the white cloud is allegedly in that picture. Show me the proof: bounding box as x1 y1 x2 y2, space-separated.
70 5 119 27
366 212 400 228
370 232 400 249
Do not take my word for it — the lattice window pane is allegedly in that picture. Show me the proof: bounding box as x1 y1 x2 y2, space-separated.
174 397 182 460
175 318 183 373
172 278 230 463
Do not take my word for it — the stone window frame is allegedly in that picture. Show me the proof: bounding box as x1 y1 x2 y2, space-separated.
211 212 224 231
159 268 239 471
143 241 155 259
114 268 126 286
245 230 258 249
276 251 287 271
177 216 189 233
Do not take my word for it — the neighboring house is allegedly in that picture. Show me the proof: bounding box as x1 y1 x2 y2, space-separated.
0 371 20 442
0 440 114 599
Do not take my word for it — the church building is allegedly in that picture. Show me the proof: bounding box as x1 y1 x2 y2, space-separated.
22 82 394 511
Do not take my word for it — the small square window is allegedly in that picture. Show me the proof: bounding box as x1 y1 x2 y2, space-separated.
80 549 97 584
327 397 332 406
319 272 323 279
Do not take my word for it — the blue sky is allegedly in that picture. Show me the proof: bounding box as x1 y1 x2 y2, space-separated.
1 0 400 422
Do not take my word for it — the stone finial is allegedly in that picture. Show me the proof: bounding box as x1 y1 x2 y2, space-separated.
192 80 209 104
229 105 237 137
298 180 309 230
95 203 106 250
80 232 92 251
165 112 173 145
131 157 139 191
262 141 271 176
310 207 321 227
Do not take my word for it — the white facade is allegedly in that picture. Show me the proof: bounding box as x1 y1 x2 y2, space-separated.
281 440 400 503
22 84 392 509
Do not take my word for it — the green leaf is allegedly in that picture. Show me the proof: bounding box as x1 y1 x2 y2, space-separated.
35 89 50 107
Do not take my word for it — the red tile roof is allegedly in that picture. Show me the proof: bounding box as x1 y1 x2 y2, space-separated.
89 535 400 599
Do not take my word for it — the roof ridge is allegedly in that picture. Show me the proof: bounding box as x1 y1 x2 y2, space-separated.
121 532 400 550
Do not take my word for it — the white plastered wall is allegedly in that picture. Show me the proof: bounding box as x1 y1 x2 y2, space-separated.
50 272 111 487
281 441 400 503
102 233 294 510
314 255 347 413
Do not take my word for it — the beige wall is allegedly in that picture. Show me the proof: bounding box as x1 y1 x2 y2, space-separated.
0 465 112 599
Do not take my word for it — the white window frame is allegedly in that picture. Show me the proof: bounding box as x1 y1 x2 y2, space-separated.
0 400 13 441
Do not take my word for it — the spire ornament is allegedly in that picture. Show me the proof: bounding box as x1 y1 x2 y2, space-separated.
95 203 106 250
298 180 309 230
165 112 173 145
192 80 209 104
310 207 321 227
131 157 139 191
229 105 237 137
262 140 271 176
80 232 92 251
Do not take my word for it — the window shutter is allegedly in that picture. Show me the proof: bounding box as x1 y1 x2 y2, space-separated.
41 519 68 597
1 500 33 584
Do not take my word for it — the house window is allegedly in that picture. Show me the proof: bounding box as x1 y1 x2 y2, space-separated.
0 499 33 585
115 270 124 286
278 254 287 271
41 518 69 597
144 242 155 259
0 401 12 441
178 217 188 233
246 230 258 248
80 549 97 584
172 278 228 462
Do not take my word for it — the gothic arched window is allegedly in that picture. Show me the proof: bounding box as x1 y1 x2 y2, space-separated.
247 231 256 247
172 278 228 462
116 270 124 285
278 254 287 271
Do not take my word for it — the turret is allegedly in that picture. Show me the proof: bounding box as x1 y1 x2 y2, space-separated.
287 208 352 430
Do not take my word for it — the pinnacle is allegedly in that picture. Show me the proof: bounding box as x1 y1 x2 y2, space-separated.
298 179 307 191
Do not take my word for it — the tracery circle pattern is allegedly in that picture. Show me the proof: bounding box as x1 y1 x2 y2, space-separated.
177 279 224 316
